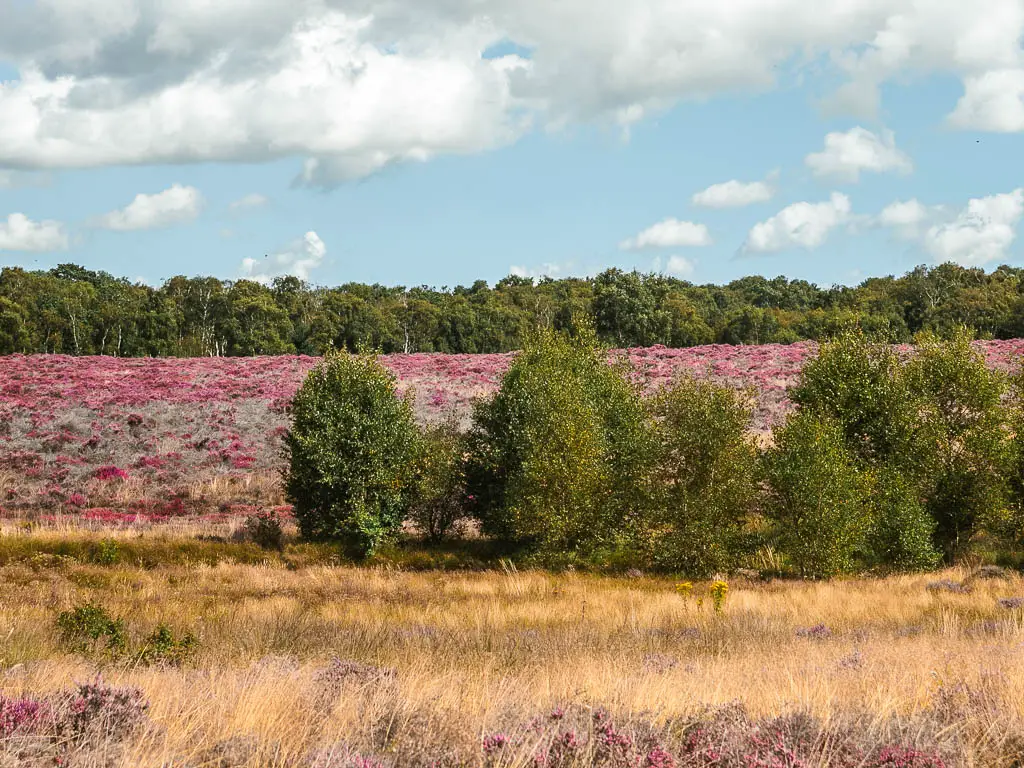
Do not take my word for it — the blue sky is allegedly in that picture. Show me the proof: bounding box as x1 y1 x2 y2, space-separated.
1 0 1023 289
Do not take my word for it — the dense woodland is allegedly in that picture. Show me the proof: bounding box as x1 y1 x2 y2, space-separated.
4 261 1024 356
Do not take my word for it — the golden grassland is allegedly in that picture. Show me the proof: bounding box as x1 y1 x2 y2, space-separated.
0 526 1022 766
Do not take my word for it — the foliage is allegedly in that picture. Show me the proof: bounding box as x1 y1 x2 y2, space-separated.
285 351 419 556
465 324 654 555
904 329 1013 563
56 603 127 656
789 330 915 464
8 261 1024 357
408 413 469 542
865 468 941 571
764 412 871 578
642 375 758 575
243 510 286 550
138 624 199 666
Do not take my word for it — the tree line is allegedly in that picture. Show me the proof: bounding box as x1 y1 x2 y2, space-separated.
6 261 1024 356
284 326 1024 577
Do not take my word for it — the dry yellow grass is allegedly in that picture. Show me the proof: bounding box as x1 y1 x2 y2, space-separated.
0 539 1022 766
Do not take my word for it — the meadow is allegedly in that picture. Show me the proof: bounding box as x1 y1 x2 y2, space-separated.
3 341 1024 766
0 523 1023 767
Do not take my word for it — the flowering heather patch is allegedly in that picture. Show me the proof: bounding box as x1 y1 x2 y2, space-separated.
2 339 1024 524
795 624 834 640
0 694 50 738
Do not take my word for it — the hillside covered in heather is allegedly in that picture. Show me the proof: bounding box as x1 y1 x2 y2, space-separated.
3 339 1024 523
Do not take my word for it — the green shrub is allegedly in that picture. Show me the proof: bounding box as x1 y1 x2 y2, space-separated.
138 624 198 666
465 324 654 555
764 411 870 578
56 603 127 656
92 539 120 565
243 510 285 550
643 376 759 576
408 414 469 542
285 350 419 556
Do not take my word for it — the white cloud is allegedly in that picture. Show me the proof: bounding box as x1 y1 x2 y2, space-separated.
94 184 202 231
0 213 68 251
805 127 912 182
947 69 1024 132
653 255 696 278
620 218 712 249
229 193 269 212
922 188 1024 266
509 261 576 279
0 1 1022 184
745 192 852 252
240 230 327 284
692 178 774 208
878 199 930 228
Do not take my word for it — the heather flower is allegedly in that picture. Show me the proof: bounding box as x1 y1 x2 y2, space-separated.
55 678 149 743
998 597 1024 609
65 492 87 507
93 465 129 482
796 623 833 640
482 733 509 755
0 694 50 737
926 580 971 594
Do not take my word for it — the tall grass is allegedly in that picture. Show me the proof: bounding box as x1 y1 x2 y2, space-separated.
0 544 1022 765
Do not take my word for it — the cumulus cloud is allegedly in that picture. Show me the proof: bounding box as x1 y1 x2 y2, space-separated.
947 69 1024 132
744 192 852 253
805 127 912 182
0 212 68 251
94 184 203 231
508 261 579 279
240 230 327 284
620 218 712 249
0 1 1022 183
229 193 269 212
922 189 1024 267
653 255 696 278
692 178 775 208
878 199 930 228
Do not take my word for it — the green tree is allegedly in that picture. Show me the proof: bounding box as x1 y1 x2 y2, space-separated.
643 376 758 575
904 329 1012 563
465 324 653 556
284 351 419 555
764 411 871 578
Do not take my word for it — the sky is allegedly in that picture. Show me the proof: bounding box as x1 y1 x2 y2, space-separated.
1 1 1024 290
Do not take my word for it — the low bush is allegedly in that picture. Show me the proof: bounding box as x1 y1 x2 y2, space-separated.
56 603 127 656
408 414 469 542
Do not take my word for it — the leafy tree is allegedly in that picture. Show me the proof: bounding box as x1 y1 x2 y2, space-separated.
903 329 1013 563
643 376 758 575
764 411 871 578
465 324 653 555
284 351 419 555
408 413 469 541
864 467 940 571
789 331 916 465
